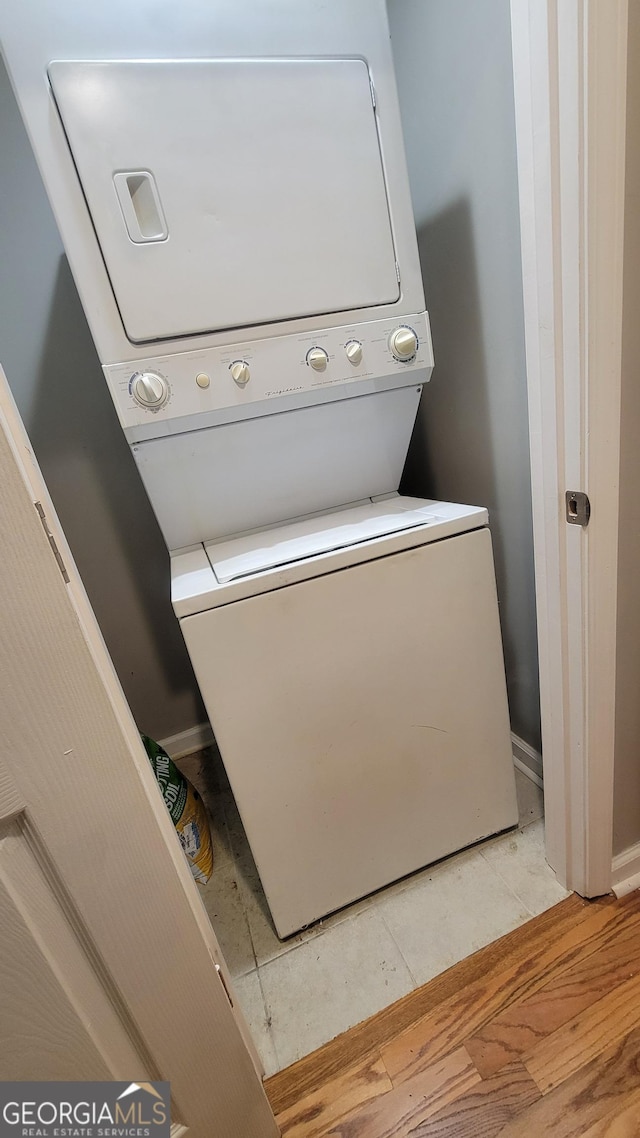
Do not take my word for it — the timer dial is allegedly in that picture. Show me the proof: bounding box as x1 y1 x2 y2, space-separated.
130 371 169 409
389 326 419 362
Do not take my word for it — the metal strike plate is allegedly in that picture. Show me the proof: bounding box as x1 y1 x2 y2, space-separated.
565 490 591 527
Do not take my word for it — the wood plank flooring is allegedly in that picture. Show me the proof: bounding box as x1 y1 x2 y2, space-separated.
265 891 640 1136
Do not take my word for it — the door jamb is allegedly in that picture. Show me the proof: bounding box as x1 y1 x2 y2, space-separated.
510 0 628 896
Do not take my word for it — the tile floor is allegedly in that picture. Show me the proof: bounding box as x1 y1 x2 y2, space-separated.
177 751 568 1076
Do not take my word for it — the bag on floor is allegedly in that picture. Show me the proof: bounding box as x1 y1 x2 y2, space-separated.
141 734 214 884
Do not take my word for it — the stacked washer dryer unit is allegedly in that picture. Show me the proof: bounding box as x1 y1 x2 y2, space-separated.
2 0 518 937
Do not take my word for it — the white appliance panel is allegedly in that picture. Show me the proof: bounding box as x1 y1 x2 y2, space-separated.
180 526 518 938
48 58 400 343
133 386 422 549
103 312 433 440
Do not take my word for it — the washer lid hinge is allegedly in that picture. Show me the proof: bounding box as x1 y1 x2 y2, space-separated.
565 490 591 527
369 76 376 110
395 261 401 284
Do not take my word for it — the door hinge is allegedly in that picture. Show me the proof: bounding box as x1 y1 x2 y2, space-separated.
35 501 70 582
369 76 376 110
215 963 234 1008
565 490 591 528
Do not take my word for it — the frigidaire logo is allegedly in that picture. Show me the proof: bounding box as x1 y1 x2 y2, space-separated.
0 1082 170 1138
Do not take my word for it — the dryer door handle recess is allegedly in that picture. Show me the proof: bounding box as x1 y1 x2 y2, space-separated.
113 170 168 244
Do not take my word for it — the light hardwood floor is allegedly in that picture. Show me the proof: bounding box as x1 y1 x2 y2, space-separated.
265 891 640 1136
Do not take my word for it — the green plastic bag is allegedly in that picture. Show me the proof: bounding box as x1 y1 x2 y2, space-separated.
142 735 213 883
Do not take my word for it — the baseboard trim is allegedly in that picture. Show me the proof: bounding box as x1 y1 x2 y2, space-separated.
158 722 214 759
611 841 640 897
513 756 544 790
512 733 543 787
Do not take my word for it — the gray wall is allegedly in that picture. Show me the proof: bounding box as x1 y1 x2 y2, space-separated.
613 1 640 856
0 58 204 741
388 0 540 750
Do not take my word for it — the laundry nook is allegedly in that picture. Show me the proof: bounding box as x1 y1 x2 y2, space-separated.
0 0 574 1093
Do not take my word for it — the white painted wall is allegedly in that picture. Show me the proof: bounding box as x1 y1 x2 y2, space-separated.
613 0 640 857
387 0 540 750
0 57 204 741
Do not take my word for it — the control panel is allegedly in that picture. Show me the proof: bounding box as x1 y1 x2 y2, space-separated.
105 311 433 436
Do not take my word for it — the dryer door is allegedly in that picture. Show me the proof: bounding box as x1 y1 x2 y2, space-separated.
48 58 400 343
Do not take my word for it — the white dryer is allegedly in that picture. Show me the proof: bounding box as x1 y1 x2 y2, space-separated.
1 0 518 939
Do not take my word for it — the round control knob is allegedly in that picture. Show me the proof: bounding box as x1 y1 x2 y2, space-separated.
389 326 419 362
131 371 169 409
230 360 250 386
306 347 329 372
345 340 363 366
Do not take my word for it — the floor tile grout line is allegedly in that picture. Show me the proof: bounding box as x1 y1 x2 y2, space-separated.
254 963 282 1073
215 789 281 1075
219 790 262 971
253 929 317 974
231 965 281 1077
378 910 420 990
477 846 538 919
483 819 569 917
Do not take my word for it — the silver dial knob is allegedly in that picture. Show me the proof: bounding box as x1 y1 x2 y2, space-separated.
131 371 169 409
345 340 363 366
306 347 329 372
389 326 418 362
230 360 250 386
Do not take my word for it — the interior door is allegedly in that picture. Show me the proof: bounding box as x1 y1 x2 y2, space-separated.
48 58 400 342
0 363 278 1138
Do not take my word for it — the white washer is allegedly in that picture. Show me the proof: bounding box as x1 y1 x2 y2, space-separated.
1 0 518 939
173 498 517 937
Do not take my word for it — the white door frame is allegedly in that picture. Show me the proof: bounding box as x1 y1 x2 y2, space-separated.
511 0 628 896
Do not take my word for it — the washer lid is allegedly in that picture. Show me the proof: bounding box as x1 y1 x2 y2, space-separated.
205 499 486 583
171 498 489 617
48 58 400 344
